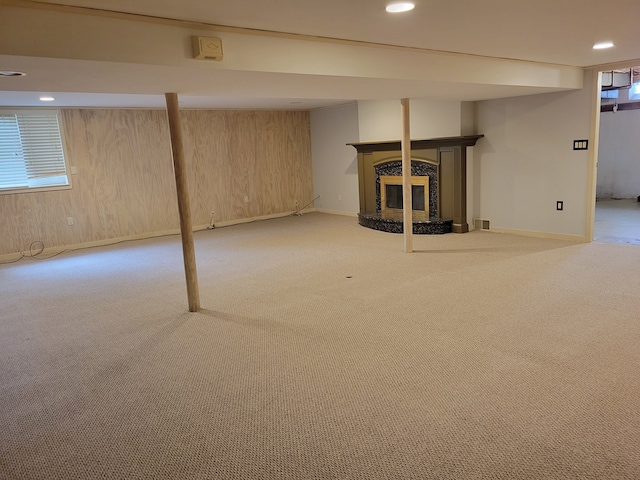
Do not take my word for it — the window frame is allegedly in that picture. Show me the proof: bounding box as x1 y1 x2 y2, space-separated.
0 108 72 195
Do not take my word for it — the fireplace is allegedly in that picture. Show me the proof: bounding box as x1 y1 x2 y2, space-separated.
349 135 483 234
381 177 427 212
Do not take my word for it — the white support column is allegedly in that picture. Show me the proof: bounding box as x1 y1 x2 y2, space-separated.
401 98 413 253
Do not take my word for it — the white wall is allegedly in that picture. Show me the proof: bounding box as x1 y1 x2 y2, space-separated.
312 87 598 239
357 99 462 142
311 103 360 214
460 102 475 136
597 109 640 199
474 70 595 239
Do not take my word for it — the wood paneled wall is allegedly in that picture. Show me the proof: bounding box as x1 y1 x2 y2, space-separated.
0 108 312 256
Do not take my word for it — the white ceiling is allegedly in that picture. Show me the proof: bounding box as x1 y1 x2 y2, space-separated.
25 0 640 66
1 0 639 109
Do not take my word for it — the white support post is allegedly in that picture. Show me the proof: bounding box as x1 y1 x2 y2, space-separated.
401 98 413 253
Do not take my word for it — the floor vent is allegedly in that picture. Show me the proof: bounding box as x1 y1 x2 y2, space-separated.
474 218 491 231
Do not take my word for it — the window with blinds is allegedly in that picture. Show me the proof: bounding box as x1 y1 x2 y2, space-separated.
0 110 70 193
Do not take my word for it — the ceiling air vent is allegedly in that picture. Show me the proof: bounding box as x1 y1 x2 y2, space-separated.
192 36 223 61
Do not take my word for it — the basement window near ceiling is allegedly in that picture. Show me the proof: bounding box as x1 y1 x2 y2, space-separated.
0 110 70 194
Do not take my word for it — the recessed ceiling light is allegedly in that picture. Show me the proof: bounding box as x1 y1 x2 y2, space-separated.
386 2 415 13
0 70 26 77
593 42 614 50
39 96 55 102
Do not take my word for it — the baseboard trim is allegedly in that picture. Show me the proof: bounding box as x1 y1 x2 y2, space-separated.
0 228 181 263
204 209 317 229
314 208 358 217
0 210 318 262
489 227 586 242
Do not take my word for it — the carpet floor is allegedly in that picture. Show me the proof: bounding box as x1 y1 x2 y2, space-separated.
1 212 639 479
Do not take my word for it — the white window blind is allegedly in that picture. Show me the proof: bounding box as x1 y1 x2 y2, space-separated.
0 115 28 189
0 110 69 192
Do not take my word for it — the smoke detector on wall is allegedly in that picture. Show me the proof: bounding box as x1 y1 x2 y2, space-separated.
192 36 223 61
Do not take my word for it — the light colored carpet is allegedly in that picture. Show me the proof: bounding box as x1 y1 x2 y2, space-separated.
1 212 639 479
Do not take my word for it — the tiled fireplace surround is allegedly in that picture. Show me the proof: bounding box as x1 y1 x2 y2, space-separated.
375 160 438 216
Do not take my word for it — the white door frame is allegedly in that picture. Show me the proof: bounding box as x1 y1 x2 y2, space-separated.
585 59 640 242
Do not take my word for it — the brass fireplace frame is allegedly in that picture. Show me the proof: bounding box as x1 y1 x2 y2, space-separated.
379 175 430 213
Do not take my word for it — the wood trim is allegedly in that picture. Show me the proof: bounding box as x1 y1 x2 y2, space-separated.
585 69 602 243
489 227 585 243
348 135 484 153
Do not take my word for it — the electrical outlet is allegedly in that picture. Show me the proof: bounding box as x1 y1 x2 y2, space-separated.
556 201 563 211
244 195 249 203
294 200 299 209
67 216 74 226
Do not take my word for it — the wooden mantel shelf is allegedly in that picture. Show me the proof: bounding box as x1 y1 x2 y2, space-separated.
347 135 484 153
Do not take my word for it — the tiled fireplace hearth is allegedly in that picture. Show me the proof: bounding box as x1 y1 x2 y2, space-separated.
349 136 483 234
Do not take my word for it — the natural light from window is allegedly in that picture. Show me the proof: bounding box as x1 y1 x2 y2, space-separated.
629 82 640 101
0 110 70 194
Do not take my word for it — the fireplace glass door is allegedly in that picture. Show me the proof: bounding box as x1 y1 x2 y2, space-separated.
380 175 429 214
385 184 425 211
